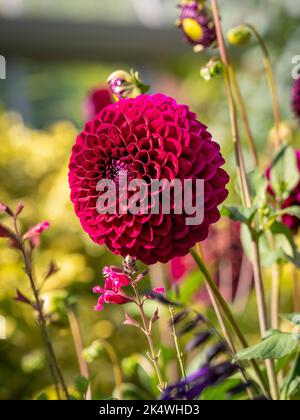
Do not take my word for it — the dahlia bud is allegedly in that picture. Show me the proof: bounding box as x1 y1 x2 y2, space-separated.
177 1 216 52
107 70 149 100
200 58 224 81
227 25 252 46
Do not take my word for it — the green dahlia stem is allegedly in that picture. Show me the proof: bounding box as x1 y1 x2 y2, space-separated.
210 0 280 400
13 218 69 400
244 23 282 150
99 339 123 400
190 247 267 397
293 267 300 312
131 282 166 392
169 305 187 382
196 248 254 400
228 65 259 167
270 264 281 330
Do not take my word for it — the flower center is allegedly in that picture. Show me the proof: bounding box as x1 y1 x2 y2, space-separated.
106 159 133 187
182 18 203 41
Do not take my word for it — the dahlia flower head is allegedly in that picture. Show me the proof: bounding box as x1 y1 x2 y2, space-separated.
69 93 229 265
292 77 300 125
177 1 216 50
267 149 300 232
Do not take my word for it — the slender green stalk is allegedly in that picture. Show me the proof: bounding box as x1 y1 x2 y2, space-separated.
67 308 92 400
210 0 280 400
13 218 69 400
244 23 282 150
131 282 166 392
190 247 268 397
228 65 259 167
270 264 281 330
201 266 255 400
293 266 300 312
100 340 123 400
169 305 187 382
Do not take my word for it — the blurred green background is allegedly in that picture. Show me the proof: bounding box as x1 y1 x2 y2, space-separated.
0 0 300 400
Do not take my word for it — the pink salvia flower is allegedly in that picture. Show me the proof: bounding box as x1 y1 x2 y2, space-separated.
93 265 133 312
23 221 50 247
152 286 165 295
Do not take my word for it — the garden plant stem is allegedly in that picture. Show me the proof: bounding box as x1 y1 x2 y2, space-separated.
132 282 166 392
244 24 282 150
210 0 280 400
293 267 300 312
169 305 187 382
100 340 123 400
190 247 268 397
228 66 259 167
270 264 281 330
67 308 92 400
13 219 70 400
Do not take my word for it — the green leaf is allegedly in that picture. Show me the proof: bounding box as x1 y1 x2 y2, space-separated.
221 205 257 226
281 313 300 326
179 271 205 304
270 144 300 199
241 224 281 268
278 206 300 219
247 169 268 205
36 393 49 400
235 330 299 361
75 376 90 398
281 354 300 400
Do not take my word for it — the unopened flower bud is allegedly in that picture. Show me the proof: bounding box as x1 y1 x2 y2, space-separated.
177 1 216 51
107 70 149 100
227 25 252 46
200 58 224 81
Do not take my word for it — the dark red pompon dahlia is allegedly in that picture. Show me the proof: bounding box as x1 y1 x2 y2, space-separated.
292 77 300 125
69 94 229 265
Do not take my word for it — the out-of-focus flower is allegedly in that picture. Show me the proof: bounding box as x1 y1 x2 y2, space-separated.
23 221 50 247
227 25 252 46
69 93 229 265
93 265 134 312
161 362 239 400
168 254 196 283
0 201 13 217
107 70 149 100
266 150 300 232
177 1 216 51
151 286 165 295
292 77 300 125
85 88 113 119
